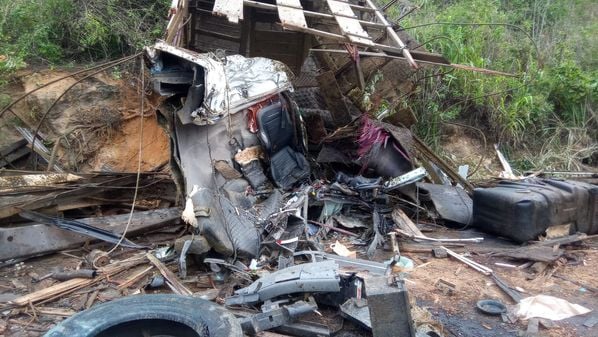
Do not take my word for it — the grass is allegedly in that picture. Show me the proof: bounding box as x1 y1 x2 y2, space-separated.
381 0 597 170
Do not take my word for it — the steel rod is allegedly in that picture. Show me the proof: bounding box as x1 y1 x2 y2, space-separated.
363 0 417 68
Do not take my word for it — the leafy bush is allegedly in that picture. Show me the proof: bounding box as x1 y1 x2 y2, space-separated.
385 0 597 169
0 0 169 84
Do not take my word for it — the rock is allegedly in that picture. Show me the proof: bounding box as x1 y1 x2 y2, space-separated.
433 247 448 258
174 235 211 255
193 288 219 301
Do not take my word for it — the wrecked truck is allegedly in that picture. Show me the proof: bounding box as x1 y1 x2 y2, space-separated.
146 41 311 258
145 39 422 260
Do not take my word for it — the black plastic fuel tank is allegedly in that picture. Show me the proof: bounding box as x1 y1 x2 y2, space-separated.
473 179 598 243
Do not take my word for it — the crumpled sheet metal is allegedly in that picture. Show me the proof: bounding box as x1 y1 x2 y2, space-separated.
417 182 473 226
174 109 261 257
148 41 293 125
226 260 341 305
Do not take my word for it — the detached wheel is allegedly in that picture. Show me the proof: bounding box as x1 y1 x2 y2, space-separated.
44 294 243 337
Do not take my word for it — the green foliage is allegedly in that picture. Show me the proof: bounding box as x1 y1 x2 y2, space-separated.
0 0 169 83
0 93 10 109
386 0 597 169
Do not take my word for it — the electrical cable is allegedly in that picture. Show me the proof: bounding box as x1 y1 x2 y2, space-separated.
108 55 145 254
397 21 540 64
0 53 142 120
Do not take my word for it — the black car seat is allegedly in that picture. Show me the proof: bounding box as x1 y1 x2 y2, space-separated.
256 95 309 190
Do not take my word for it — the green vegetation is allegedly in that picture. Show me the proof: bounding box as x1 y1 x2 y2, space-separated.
0 0 169 84
385 0 597 170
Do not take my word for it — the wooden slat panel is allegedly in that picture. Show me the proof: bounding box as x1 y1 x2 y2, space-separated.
213 0 244 23
326 0 373 46
276 0 307 29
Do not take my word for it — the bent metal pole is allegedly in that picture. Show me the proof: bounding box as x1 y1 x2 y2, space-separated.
364 0 418 68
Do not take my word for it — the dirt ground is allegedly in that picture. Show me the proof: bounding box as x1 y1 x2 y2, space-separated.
406 248 598 337
439 123 503 181
89 115 169 172
1 69 170 173
348 231 598 337
0 229 595 337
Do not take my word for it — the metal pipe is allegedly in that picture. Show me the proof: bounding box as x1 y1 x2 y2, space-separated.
311 48 518 77
363 0 418 68
442 246 493 275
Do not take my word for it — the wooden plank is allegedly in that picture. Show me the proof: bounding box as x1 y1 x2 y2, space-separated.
0 173 83 193
213 0 244 23
10 254 147 306
0 139 27 157
117 266 154 290
326 0 373 46
35 307 76 317
391 208 424 237
276 0 307 29
0 146 30 168
166 0 189 45
0 187 105 220
363 0 417 68
0 208 180 262
242 0 387 28
146 253 192 296
12 278 94 307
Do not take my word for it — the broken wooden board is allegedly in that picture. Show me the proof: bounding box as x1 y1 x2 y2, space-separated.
213 0 244 23
491 245 564 263
10 254 147 306
0 172 174 221
392 208 424 237
0 208 180 262
276 0 307 29
147 253 192 296
0 173 83 193
326 0 373 46
0 187 105 220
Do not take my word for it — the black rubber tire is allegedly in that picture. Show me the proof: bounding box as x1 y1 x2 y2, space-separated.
43 294 243 337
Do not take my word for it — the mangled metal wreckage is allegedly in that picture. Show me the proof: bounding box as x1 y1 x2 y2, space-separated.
145 39 422 261
5 0 596 336
135 40 428 336
147 41 313 258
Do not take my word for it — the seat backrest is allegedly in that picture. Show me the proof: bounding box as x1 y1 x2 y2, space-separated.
256 99 294 154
